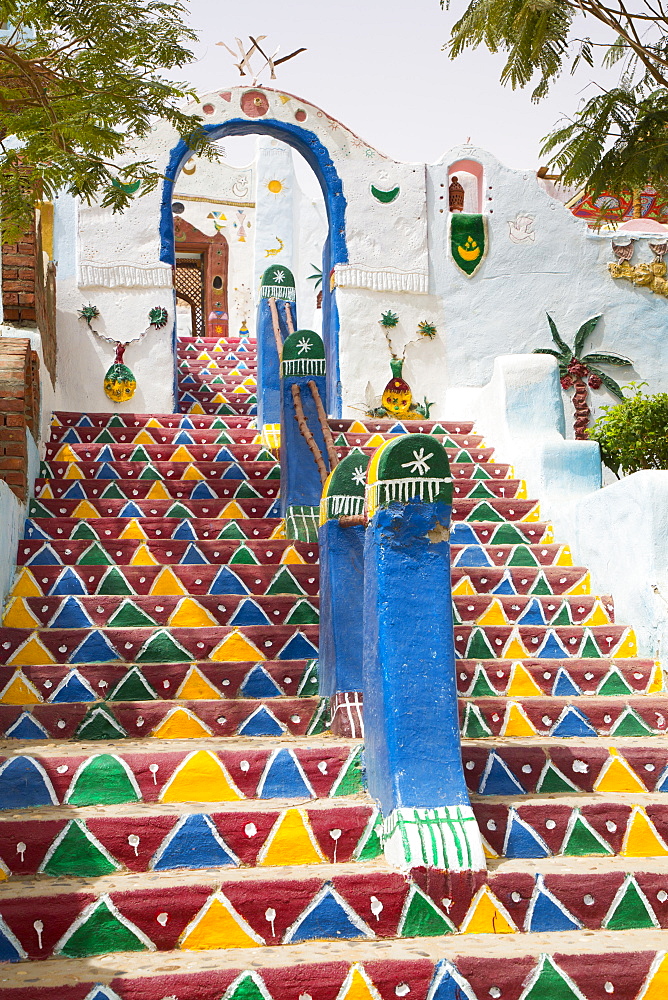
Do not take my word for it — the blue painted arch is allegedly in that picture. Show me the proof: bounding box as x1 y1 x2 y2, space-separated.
161 119 348 415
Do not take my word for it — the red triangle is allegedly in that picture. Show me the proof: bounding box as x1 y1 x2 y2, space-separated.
0 892 96 958
556 950 654 1000
332 872 408 937
111 884 211 950
211 809 279 865
222 877 323 945
0 819 66 875
458 955 536 1000
87 814 176 872
309 805 375 863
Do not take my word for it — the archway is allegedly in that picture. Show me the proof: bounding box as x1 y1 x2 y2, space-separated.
160 116 348 415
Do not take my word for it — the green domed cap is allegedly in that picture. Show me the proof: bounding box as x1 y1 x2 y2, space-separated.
260 264 296 301
320 452 369 522
281 330 326 377
367 433 452 515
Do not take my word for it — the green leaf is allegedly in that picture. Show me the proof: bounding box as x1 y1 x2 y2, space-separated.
546 313 572 357
581 352 633 368
573 315 601 356
533 348 564 360
588 366 625 400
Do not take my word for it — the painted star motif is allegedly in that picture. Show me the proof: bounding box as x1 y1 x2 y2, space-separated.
273 269 286 284
351 465 366 487
401 447 433 476
297 336 312 355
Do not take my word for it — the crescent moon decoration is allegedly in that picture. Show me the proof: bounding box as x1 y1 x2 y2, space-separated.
232 179 249 198
371 184 400 204
111 178 141 195
457 245 481 262
182 162 197 175
450 213 487 276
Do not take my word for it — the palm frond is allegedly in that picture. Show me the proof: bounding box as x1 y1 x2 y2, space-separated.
581 351 633 368
588 366 625 400
573 315 601 356
546 313 572 358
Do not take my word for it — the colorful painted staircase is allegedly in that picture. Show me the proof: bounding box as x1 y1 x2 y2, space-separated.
0 331 667 999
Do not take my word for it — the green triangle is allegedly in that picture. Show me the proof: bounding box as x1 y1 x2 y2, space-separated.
579 631 601 658
467 502 503 522
456 450 473 463
72 522 99 540
451 602 462 624
214 432 233 444
551 604 572 625
355 815 383 860
68 754 139 805
284 600 319 625
253 448 273 462
536 762 578 793
138 465 161 480
597 668 633 696
107 600 157 627
39 461 52 478
472 466 492 480
108 415 124 426
334 433 347 445
98 567 133 596
95 429 115 443
529 573 552 595
130 446 150 461
604 878 656 930
235 481 261 498
430 424 448 435
266 567 306 596
610 708 653 736
211 374 225 383
101 483 126 499
306 697 329 734
108 666 157 701
199 383 212 393
229 545 260 565
217 404 236 415
332 747 364 795
400 885 455 937
562 814 613 856
77 542 113 565
469 668 497 697
466 628 496 659
60 899 147 958
226 974 267 1000
29 501 51 518
490 523 525 544
211 417 226 428
135 630 191 663
522 957 582 1000
166 503 193 518
461 702 492 737
218 521 246 539
509 546 538 567
266 466 281 479
42 821 118 876
441 437 458 449
468 483 495 500
76 707 127 740
246 395 257 404
296 659 319 696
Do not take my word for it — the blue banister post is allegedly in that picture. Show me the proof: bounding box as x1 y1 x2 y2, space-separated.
318 452 368 737
363 433 486 872
256 264 297 429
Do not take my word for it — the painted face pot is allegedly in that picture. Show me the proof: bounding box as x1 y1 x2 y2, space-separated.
381 359 419 419
103 342 136 403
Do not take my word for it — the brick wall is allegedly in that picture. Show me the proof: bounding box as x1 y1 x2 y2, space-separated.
1 225 37 323
0 338 39 501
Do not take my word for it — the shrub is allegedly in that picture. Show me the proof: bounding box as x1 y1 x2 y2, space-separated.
587 383 668 476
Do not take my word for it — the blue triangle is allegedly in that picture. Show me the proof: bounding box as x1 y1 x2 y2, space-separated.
172 520 198 541
5 713 49 739
427 961 476 1000
265 499 281 518
51 567 87 595
230 599 271 626
222 463 248 480
526 881 580 932
50 671 96 703
388 422 407 434
153 814 237 870
288 887 369 942
61 429 80 443
537 631 570 658
259 749 312 797
50 597 94 629
180 392 197 403
27 545 60 565
191 482 217 499
450 523 478 545
248 404 257 415
278 632 318 659
181 417 194 428
491 573 516 595
479 753 526 795
0 756 55 807
96 445 115 462
504 811 550 858
174 431 194 443
553 667 582 697
23 520 51 541
181 374 197 384
97 463 120 480
61 482 87 499
215 447 236 462
70 630 119 664
238 705 285 737
517 599 547 626
76 415 94 426
656 765 668 792
0 922 23 962
119 502 144 517
551 706 597 737
210 566 249 595
454 545 492 567
180 544 208 564
240 665 283 698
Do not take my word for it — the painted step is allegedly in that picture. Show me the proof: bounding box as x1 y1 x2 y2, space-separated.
10 563 320 598
38 460 279 481
451 499 541 522
44 444 277 463
454 623 636 659
456 658 661 697
179 402 257 415
47 426 266 446
451 543 571 567
178 373 256 385
0 799 380 878
0 739 365 809
337 432 486 450
452 565 591 595
328 418 475 435
450 522 553 544
459 697 664 738
32 480 280 501
24 515 284 540
453 594 614 625
333 445 497 464
52 412 256 430
0 659 320 703
17 538 318 567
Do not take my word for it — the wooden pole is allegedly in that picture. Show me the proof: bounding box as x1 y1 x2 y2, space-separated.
284 301 295 335
307 379 338 470
267 297 284 358
291 383 328 485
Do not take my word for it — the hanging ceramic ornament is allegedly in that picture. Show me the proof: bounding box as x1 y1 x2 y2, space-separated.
450 212 487 277
104 341 137 403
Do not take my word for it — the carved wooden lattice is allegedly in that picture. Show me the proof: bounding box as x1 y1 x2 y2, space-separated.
174 260 205 337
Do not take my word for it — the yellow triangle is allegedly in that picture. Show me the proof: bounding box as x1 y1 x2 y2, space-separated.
51 415 62 426
72 500 100 519
151 707 212 739
170 445 194 462
648 662 663 694
520 501 540 520
37 484 54 499
348 420 368 433
212 343 224 352
168 598 218 627
613 628 638 658
10 568 43 597
566 571 591 596
54 445 77 462
502 630 530 659
452 576 475 596
279 94 291 104
622 808 668 857
476 599 509 627
64 463 84 479
221 501 247 519
500 702 538 737
129 543 159 566
2 598 41 629
119 519 148 540
258 808 325 866
594 749 647 793
555 546 573 566
582 599 611 626
160 750 242 802
181 894 262 950
196 351 211 360
145 418 162 428
132 430 154 444
211 393 229 405
146 480 171 499
183 464 206 480
541 524 554 543
338 967 380 1000
0 670 42 704
281 545 306 565
482 837 500 860
9 635 56 666
232 384 247 394
210 630 265 662
189 403 205 415
461 885 516 934
637 953 668 1000
365 433 386 448
506 663 544 697
206 360 217 369
176 667 221 700
149 567 188 596
269 521 286 540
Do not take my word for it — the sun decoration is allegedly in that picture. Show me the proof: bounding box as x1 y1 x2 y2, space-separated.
380 310 399 329
78 303 100 329
148 306 169 329
417 321 437 339
267 179 284 195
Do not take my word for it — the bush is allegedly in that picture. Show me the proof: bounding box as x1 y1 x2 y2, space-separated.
587 383 668 477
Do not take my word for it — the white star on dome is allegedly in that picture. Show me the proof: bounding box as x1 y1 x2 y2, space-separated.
297 336 312 355
351 465 366 486
401 447 433 476
273 269 286 283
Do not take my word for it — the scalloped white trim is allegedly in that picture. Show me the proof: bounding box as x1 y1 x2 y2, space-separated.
334 265 428 294
78 262 173 288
